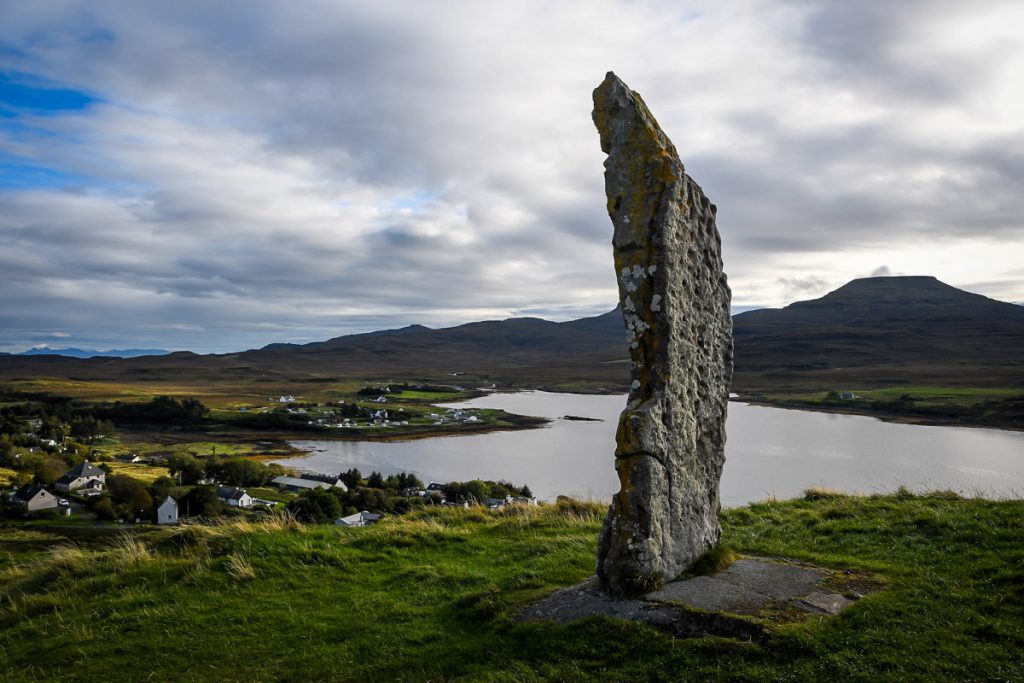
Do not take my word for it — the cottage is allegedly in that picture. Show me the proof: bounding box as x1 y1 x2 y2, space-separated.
11 484 59 512
335 511 382 527
115 453 142 463
156 496 179 525
300 473 347 489
54 461 106 495
270 475 346 493
217 486 253 508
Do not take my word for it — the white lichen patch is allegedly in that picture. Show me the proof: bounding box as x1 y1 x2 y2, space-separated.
650 294 662 312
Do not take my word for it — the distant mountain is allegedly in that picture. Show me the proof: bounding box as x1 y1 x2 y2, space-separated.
16 347 170 359
219 309 628 386
0 276 1021 390
732 276 1024 390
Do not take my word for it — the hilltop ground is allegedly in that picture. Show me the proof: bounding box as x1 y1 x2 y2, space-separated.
1 491 1021 681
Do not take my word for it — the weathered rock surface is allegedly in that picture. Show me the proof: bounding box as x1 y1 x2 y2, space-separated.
519 557 860 641
593 72 733 596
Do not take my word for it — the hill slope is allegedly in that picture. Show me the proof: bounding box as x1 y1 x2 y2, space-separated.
1 494 1021 680
732 276 1024 390
0 276 1020 392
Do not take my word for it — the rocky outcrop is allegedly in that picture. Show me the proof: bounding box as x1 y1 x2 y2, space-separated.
593 72 733 596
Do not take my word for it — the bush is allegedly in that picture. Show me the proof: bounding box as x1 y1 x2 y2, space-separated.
182 486 222 518
286 488 343 523
209 458 270 487
167 454 206 485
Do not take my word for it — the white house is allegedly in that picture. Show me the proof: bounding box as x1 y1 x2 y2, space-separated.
12 484 59 512
217 486 253 508
335 511 382 527
156 496 179 525
54 461 106 495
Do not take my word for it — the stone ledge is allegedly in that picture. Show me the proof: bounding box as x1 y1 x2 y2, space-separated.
520 556 870 641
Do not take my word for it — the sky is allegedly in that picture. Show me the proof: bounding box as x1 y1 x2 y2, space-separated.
1 1 1022 354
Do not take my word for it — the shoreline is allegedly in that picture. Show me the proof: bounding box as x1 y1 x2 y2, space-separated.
733 396 1024 433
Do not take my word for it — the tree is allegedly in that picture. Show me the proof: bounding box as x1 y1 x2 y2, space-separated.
127 488 154 520
182 486 222 517
33 455 67 485
148 476 176 502
519 485 533 498
340 468 362 489
167 454 206 485
215 458 270 487
286 488 342 523
366 471 385 489
93 497 116 520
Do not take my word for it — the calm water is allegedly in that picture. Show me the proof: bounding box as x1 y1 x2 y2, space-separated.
276 391 1024 507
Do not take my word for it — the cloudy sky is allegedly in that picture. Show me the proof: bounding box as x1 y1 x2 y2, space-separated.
1 1 1022 353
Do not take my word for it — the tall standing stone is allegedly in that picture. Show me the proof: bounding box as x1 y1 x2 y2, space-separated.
593 72 733 596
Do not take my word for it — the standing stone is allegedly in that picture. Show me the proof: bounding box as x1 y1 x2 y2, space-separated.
593 72 733 596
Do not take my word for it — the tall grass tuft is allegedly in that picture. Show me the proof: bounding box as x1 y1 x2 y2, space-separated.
110 535 154 568
803 487 848 501
224 552 256 581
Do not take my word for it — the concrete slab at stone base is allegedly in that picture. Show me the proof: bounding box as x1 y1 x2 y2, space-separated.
646 558 833 615
520 557 859 641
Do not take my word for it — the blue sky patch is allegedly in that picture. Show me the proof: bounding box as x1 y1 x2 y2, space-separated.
0 71 97 114
0 152 83 191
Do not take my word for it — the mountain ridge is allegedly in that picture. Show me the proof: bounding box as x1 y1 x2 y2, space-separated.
0 277 1020 390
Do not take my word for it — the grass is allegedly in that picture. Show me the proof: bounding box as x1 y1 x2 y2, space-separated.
749 385 1024 430
102 461 172 483
0 492 1021 681
768 386 1021 405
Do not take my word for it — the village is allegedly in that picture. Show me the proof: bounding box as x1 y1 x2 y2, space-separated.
0 385 538 531
2 454 537 528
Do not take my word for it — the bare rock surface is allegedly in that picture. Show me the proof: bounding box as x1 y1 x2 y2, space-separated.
592 71 733 595
519 558 856 640
645 558 825 614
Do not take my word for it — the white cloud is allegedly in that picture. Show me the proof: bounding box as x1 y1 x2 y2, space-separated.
0 0 1021 351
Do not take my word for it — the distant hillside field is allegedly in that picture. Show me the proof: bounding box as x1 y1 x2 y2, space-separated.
1 276 1021 397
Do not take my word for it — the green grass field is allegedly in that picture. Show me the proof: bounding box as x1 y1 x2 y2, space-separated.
102 461 172 483
1 491 1021 681
748 385 1024 430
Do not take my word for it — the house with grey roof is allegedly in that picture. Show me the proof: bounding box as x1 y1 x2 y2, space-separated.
299 473 348 489
216 486 253 508
54 461 105 495
335 511 383 527
12 484 59 512
156 496 179 525
270 473 348 493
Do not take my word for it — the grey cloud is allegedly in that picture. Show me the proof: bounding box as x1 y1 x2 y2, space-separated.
0 0 1021 352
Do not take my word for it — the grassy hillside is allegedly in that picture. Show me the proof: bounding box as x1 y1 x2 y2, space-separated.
1 492 1021 681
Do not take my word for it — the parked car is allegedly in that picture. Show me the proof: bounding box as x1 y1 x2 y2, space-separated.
57 498 70 507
